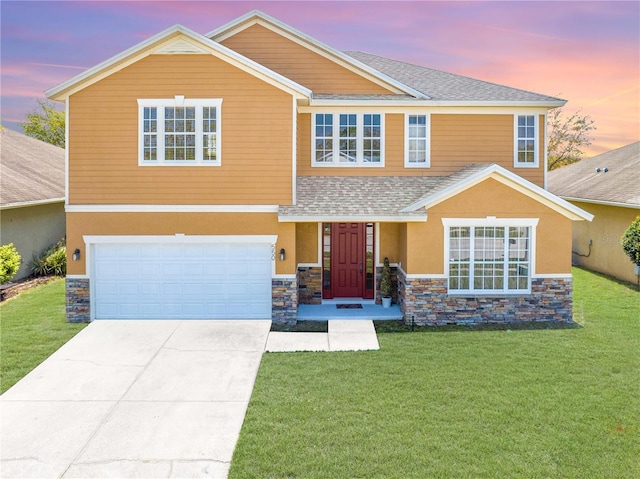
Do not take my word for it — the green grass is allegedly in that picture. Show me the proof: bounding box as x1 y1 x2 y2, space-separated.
230 267 639 478
0 279 86 394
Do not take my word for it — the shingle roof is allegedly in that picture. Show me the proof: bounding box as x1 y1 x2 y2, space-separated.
0 128 65 207
279 164 488 220
345 51 564 104
547 142 640 207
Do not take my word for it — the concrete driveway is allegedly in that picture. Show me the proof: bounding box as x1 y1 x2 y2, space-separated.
0 320 272 479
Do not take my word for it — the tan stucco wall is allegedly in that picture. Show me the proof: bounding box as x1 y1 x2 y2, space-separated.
402 178 573 275
1 202 66 280
295 223 318 264
66 212 295 276
569 201 639 283
379 223 401 264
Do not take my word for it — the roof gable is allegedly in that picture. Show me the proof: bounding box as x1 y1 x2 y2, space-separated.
547 142 640 207
46 24 311 101
0 129 65 208
207 10 426 99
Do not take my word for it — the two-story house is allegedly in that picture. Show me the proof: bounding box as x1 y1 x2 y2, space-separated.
47 10 592 324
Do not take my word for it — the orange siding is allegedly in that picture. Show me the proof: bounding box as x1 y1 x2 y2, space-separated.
297 113 545 186
67 212 295 275
68 54 293 205
405 178 572 274
220 24 393 94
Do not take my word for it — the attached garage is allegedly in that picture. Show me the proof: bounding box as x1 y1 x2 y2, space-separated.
89 236 275 320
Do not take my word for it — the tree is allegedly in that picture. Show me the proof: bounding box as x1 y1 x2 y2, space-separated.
547 107 596 171
621 216 640 268
0 243 21 284
22 99 65 148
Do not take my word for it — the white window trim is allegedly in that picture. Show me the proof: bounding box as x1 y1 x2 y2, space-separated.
404 113 431 168
442 217 538 295
311 113 385 167
137 97 222 166
513 113 539 168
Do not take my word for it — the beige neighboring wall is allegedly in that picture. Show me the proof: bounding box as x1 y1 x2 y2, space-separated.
68 54 293 206
403 178 572 275
297 113 545 186
569 201 639 284
66 212 296 276
220 24 393 94
1 203 65 280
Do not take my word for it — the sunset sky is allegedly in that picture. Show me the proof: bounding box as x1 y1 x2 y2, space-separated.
2 1 638 155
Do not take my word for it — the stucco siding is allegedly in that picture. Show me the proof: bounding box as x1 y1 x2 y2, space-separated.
569 201 639 283
68 54 293 206
1 202 65 280
403 178 572 275
66 212 296 276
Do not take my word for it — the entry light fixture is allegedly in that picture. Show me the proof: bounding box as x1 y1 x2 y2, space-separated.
279 248 286 261
72 248 81 262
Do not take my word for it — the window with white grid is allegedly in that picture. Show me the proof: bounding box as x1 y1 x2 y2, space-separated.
514 114 538 167
447 224 531 294
405 114 429 167
138 98 221 166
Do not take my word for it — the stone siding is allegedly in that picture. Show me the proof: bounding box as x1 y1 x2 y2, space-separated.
66 277 90 323
272 278 298 324
297 266 322 304
398 269 573 325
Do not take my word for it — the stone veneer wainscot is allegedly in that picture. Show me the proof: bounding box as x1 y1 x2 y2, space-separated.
297 266 322 304
272 278 297 324
398 269 573 325
66 277 90 323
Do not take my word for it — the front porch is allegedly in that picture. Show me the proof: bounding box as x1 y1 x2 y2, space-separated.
298 302 402 321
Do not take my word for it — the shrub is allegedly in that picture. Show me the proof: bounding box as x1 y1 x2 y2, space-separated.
0 243 21 284
380 257 393 298
621 215 640 267
30 238 66 277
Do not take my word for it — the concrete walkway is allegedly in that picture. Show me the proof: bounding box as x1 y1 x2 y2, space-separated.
0 319 379 478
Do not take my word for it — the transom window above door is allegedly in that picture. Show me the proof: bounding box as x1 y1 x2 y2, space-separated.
313 113 384 166
138 97 222 166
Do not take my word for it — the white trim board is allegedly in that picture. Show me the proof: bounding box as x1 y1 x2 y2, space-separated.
66 204 280 213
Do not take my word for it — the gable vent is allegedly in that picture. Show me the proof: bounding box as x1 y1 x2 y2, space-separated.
154 39 208 55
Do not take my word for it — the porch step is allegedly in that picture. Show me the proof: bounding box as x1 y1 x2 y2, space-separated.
265 320 379 352
297 303 402 321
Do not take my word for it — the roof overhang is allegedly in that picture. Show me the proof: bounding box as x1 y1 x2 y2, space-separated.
558 196 640 210
1 197 65 211
278 214 427 223
207 9 428 100
402 164 595 222
304 100 566 109
46 24 312 101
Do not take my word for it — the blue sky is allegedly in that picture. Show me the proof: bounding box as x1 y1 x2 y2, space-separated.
2 1 638 154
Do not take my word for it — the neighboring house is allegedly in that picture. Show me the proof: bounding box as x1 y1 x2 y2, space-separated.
0 128 65 281
46 10 592 324
548 142 640 284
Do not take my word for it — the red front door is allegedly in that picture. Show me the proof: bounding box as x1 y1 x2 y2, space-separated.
331 223 365 298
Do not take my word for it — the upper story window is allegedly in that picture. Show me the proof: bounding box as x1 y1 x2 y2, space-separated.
445 219 535 295
313 113 384 166
514 114 538 168
405 114 430 167
138 97 222 166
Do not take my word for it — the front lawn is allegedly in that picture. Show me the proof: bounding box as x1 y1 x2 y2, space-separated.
0 279 86 394
230 268 639 478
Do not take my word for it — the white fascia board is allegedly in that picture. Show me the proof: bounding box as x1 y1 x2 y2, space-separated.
46 24 311 101
401 164 594 222
559 196 640 210
308 99 566 108
66 204 279 213
278 214 426 223
0 198 65 210
207 10 426 99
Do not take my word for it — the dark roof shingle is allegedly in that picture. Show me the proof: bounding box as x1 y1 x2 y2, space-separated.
0 129 65 207
547 142 640 206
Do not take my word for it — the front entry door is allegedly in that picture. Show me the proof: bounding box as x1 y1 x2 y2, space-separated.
331 223 365 298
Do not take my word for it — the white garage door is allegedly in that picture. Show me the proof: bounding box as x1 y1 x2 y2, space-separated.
93 241 273 319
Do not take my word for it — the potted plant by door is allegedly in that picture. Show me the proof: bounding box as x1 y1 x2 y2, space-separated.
380 257 393 308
